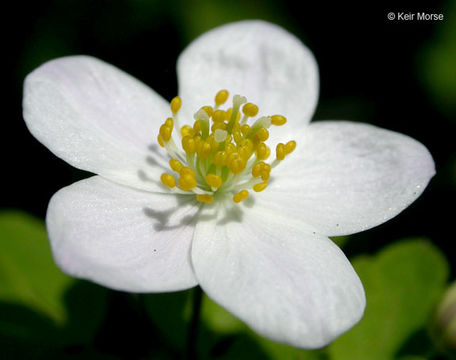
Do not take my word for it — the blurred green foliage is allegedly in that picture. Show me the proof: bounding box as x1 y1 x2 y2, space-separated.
418 0 456 117
0 211 109 358
1 212 453 359
329 240 449 360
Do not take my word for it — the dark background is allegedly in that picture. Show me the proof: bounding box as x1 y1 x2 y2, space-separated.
1 0 454 358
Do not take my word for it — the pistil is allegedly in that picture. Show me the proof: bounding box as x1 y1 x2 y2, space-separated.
157 90 296 204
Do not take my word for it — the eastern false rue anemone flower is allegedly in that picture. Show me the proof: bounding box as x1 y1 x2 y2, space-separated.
22 20 435 348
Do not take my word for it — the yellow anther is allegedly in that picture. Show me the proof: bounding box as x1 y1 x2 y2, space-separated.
233 130 243 144
178 173 196 191
169 159 183 172
196 194 214 204
228 154 246 174
182 135 196 153
226 108 232 118
202 106 214 117
215 90 229 106
225 143 236 155
212 110 226 123
208 135 219 151
194 136 204 154
181 125 194 137
193 120 201 133
160 173 176 188
240 124 250 136
271 115 287 126
205 174 222 188
160 91 295 205
157 134 164 147
170 96 182 114
165 117 174 128
240 138 254 151
179 166 195 177
260 170 270 181
238 145 253 161
159 124 172 142
252 162 264 177
199 141 212 158
233 190 249 203
213 151 227 166
253 182 268 192
242 103 259 117
211 122 226 132
255 127 269 142
256 142 270 160
276 143 286 161
285 140 297 155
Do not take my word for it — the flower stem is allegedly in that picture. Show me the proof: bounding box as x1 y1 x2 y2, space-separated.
186 286 203 360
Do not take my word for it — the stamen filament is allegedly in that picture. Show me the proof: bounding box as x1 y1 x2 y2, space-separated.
157 89 296 204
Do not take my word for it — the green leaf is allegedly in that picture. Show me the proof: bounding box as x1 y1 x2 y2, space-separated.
328 238 449 360
174 0 293 43
0 210 108 350
142 290 193 351
0 210 73 324
418 1 456 117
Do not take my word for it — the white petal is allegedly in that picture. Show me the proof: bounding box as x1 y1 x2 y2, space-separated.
177 20 319 131
23 56 170 192
192 203 365 348
260 121 435 236
47 176 198 292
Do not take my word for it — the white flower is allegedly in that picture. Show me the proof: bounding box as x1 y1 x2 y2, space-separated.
22 20 435 348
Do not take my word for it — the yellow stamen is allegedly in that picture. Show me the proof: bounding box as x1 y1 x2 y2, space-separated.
160 173 176 188
159 124 172 142
179 167 195 177
178 173 196 191
242 103 259 117
205 174 222 188
213 151 226 166
215 90 229 106
196 194 214 204
233 190 249 203
227 153 246 174
240 124 250 136
170 96 182 114
253 182 268 192
198 141 212 158
157 134 164 147
252 162 266 178
193 120 201 133
276 143 286 161
182 136 196 153
202 106 213 117
256 143 270 160
212 109 226 123
157 89 296 204
180 125 194 137
169 159 183 172
285 140 297 155
255 127 269 142
271 115 287 126
165 117 174 128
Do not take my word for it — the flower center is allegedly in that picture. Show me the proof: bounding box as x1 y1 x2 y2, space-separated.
157 90 296 204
